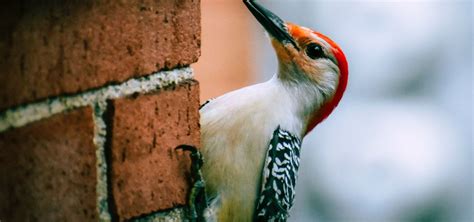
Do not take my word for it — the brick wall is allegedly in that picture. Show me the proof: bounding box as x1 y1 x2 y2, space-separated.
0 1 201 221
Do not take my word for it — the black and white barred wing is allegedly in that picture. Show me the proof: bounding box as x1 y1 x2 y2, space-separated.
255 126 302 222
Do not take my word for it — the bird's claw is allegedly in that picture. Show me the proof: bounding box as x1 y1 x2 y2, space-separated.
176 144 208 222
176 145 203 170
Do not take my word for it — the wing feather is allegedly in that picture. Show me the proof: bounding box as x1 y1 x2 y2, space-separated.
255 126 302 222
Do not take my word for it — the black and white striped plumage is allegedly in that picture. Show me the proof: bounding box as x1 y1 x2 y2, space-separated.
255 126 302 222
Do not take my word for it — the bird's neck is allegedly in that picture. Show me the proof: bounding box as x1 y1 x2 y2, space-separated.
272 75 326 136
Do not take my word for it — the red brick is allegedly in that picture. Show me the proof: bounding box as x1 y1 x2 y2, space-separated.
0 0 201 110
0 107 98 221
109 81 200 220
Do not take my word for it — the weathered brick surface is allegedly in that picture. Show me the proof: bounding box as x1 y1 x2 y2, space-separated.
0 107 98 221
109 81 200 220
0 0 201 111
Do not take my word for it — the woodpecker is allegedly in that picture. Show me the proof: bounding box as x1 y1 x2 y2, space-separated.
189 0 348 221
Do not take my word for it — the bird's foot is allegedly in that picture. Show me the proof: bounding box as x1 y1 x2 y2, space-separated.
176 145 208 222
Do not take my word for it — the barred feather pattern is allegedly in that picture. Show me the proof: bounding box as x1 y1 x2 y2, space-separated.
255 126 302 222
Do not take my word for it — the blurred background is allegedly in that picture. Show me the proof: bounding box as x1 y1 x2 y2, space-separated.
193 0 473 221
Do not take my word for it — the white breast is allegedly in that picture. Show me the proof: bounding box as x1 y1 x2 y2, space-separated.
199 77 304 221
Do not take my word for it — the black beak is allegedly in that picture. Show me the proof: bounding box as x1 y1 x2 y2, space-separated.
243 0 299 50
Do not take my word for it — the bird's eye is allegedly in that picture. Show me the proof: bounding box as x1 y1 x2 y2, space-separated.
305 43 325 59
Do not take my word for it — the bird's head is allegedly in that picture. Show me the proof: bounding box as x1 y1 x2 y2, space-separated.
244 0 348 134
